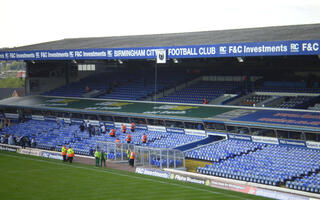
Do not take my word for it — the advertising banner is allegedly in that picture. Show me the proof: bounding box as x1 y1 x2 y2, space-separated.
41 151 63 160
1 40 319 61
0 144 19 152
136 167 171 179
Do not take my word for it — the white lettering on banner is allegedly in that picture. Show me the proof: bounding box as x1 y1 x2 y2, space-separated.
302 43 319 52
229 46 242 54
184 129 206 136
32 115 45 121
228 134 251 141
198 47 216 55
136 167 171 179
83 51 107 57
147 125 166 132
20 149 40 156
41 52 48 58
48 52 69 58
173 174 205 185
75 51 83 57
168 48 198 56
306 141 320 149
279 140 305 146
219 46 227 54
251 136 279 145
243 45 287 53
146 49 156 56
290 43 299 52
5 113 19 119
0 144 18 152
16 53 36 59
41 152 63 160
0 54 5 59
114 49 146 57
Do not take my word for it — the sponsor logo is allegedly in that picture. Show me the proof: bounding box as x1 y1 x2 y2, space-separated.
170 174 206 185
41 152 63 160
20 149 40 156
251 136 279 145
143 105 198 115
0 145 18 152
306 141 320 149
136 167 171 179
147 125 166 132
184 129 205 136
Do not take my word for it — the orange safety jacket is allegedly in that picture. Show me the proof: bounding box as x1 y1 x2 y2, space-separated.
131 123 135 129
142 135 147 143
122 125 127 133
130 151 135 159
61 147 67 156
67 148 74 157
126 134 131 142
109 129 116 136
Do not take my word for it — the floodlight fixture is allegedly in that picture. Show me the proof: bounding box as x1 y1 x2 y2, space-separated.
237 57 244 63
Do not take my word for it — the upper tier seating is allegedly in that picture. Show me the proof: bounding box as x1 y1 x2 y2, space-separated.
158 81 242 104
185 139 265 161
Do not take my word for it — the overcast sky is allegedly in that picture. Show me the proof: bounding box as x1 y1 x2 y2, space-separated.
1 0 320 48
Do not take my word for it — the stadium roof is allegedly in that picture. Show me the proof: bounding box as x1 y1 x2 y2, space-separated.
2 23 320 52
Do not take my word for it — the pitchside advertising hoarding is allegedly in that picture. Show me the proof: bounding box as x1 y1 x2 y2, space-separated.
0 40 319 61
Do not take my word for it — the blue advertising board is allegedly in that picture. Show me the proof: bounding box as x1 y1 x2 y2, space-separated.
0 40 319 61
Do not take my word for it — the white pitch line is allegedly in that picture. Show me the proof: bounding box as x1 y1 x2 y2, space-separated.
0 152 255 200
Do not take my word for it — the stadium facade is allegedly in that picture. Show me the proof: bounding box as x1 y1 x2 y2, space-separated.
1 23 320 199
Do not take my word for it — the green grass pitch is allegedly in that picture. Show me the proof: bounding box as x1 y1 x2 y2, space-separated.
0 151 273 200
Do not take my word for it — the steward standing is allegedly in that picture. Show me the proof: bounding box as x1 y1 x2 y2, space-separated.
94 149 101 167
61 145 67 162
67 146 74 163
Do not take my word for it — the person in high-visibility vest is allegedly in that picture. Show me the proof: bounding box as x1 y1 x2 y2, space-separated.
126 149 131 161
126 133 131 144
115 138 121 147
142 133 147 144
61 145 67 162
109 128 116 137
130 122 135 132
122 124 126 133
129 149 135 167
67 147 74 163
100 150 106 167
94 149 101 167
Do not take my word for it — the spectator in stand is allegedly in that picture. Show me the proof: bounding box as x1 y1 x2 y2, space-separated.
142 133 147 144
131 122 135 132
115 138 121 147
85 86 90 93
100 123 106 134
74 131 78 140
31 138 36 148
56 118 60 128
109 128 116 137
8 134 14 145
5 118 9 128
0 135 4 143
122 124 127 133
126 133 132 144
79 122 85 132
203 98 208 104
0 121 3 132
